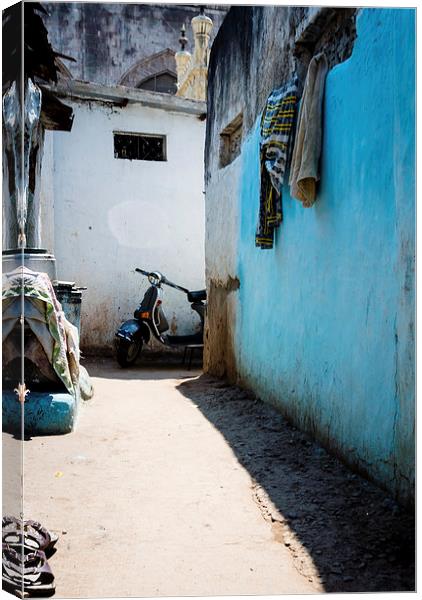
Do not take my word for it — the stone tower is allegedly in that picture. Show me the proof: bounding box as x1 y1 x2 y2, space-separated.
175 8 213 102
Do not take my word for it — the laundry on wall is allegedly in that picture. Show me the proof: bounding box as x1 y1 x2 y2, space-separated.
289 52 328 208
256 51 329 248
255 78 299 249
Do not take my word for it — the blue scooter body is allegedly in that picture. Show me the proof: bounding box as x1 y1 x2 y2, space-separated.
116 318 150 344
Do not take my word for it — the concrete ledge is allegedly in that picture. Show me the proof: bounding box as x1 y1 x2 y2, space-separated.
2 390 78 436
44 81 207 116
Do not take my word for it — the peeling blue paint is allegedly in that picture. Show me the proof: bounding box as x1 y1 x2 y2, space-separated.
3 391 78 436
235 9 415 504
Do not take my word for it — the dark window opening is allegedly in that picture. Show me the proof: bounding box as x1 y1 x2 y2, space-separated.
219 113 243 168
114 132 166 161
137 71 177 95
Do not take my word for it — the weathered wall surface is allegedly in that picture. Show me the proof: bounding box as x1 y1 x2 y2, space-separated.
205 6 357 379
204 154 241 379
43 97 206 353
205 6 356 173
42 3 227 87
205 8 415 505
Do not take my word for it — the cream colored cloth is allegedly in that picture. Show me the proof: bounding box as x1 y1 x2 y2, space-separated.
289 52 328 207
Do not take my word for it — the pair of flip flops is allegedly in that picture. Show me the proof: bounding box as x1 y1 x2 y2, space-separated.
2 516 58 597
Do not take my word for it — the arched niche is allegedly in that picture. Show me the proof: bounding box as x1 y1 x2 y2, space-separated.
137 70 177 94
118 48 177 92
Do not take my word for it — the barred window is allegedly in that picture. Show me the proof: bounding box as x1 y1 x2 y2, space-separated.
113 132 166 161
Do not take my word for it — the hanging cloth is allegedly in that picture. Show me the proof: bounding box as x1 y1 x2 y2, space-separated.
289 52 328 207
256 78 299 249
2 266 80 397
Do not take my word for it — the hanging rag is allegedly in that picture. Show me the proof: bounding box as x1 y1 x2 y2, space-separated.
256 78 299 249
289 52 328 207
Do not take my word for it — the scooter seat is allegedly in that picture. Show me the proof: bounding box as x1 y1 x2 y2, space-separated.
187 289 206 303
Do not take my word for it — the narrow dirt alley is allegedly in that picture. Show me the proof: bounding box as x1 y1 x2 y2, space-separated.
19 359 414 596
21 360 316 597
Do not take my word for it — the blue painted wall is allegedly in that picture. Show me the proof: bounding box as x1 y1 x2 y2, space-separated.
235 9 415 504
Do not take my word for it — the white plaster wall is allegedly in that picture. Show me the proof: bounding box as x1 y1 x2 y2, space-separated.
205 155 241 285
204 149 242 377
39 132 55 253
45 99 205 352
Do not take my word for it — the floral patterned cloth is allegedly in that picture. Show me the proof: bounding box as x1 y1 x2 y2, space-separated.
2 266 80 397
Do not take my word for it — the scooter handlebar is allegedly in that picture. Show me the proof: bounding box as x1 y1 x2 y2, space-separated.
135 268 190 294
161 277 190 294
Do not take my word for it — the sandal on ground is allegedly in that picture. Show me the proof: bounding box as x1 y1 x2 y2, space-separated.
2 544 55 597
2 517 58 555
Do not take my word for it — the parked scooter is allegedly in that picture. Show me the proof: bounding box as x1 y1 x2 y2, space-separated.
115 268 206 367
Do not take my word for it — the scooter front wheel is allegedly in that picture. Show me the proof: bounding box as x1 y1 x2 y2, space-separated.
116 338 142 367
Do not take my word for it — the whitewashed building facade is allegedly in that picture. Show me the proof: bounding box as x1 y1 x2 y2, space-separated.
37 3 224 353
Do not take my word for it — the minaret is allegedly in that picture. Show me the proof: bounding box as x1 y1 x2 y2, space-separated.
191 7 213 69
175 24 192 86
175 7 213 102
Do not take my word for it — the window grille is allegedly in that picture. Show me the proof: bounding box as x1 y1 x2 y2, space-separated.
113 132 166 161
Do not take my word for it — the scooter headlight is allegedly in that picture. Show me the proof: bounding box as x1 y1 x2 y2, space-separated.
148 271 162 285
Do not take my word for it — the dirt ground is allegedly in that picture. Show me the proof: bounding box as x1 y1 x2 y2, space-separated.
5 358 415 596
179 373 415 593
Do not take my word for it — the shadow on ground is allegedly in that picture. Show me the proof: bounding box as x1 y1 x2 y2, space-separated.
81 356 201 381
177 374 415 593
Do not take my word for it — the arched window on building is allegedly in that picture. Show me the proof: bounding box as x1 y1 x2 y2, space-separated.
119 49 178 94
137 70 177 94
